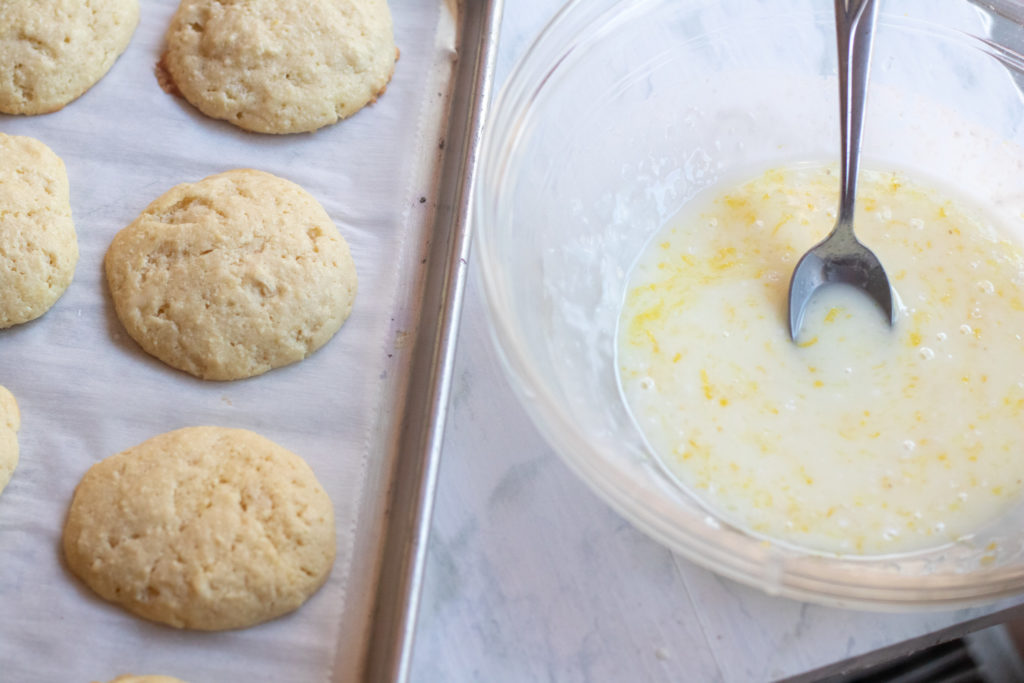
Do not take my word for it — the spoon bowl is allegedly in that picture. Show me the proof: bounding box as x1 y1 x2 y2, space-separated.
788 217 897 338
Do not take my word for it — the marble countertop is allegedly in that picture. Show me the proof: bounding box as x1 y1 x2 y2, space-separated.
407 2 1024 681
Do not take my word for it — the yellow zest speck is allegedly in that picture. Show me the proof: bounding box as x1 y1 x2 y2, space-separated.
710 246 738 271
724 195 746 209
771 214 792 236
645 330 660 354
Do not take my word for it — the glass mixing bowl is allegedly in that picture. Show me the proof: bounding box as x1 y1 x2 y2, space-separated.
475 0 1024 608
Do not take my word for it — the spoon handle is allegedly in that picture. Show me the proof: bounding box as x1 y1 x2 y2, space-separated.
834 0 880 233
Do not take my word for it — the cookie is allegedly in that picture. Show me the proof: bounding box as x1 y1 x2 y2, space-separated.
105 169 357 380
0 133 78 328
0 385 19 495
0 0 139 115
161 0 397 134
99 676 188 683
63 426 336 631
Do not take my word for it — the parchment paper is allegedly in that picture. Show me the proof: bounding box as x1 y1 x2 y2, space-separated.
0 2 457 681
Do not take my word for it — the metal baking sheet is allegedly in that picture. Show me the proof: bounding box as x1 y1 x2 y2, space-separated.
0 1 501 681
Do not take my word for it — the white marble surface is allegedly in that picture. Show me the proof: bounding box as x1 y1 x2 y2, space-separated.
408 2 1024 681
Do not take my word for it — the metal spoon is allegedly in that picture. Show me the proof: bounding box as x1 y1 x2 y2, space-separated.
787 0 896 340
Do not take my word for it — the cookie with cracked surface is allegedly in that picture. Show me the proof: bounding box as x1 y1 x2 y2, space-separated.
63 426 336 631
0 133 78 328
105 169 358 380
0 0 139 115
0 385 19 496
160 0 397 134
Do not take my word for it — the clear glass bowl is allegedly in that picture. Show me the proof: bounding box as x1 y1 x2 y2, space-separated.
475 0 1024 608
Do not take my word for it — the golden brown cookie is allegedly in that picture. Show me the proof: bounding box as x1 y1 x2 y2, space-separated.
0 0 139 114
105 169 358 380
161 0 397 133
0 133 78 328
64 426 336 630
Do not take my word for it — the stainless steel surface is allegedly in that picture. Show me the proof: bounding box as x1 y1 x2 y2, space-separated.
788 0 896 340
363 1 505 681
